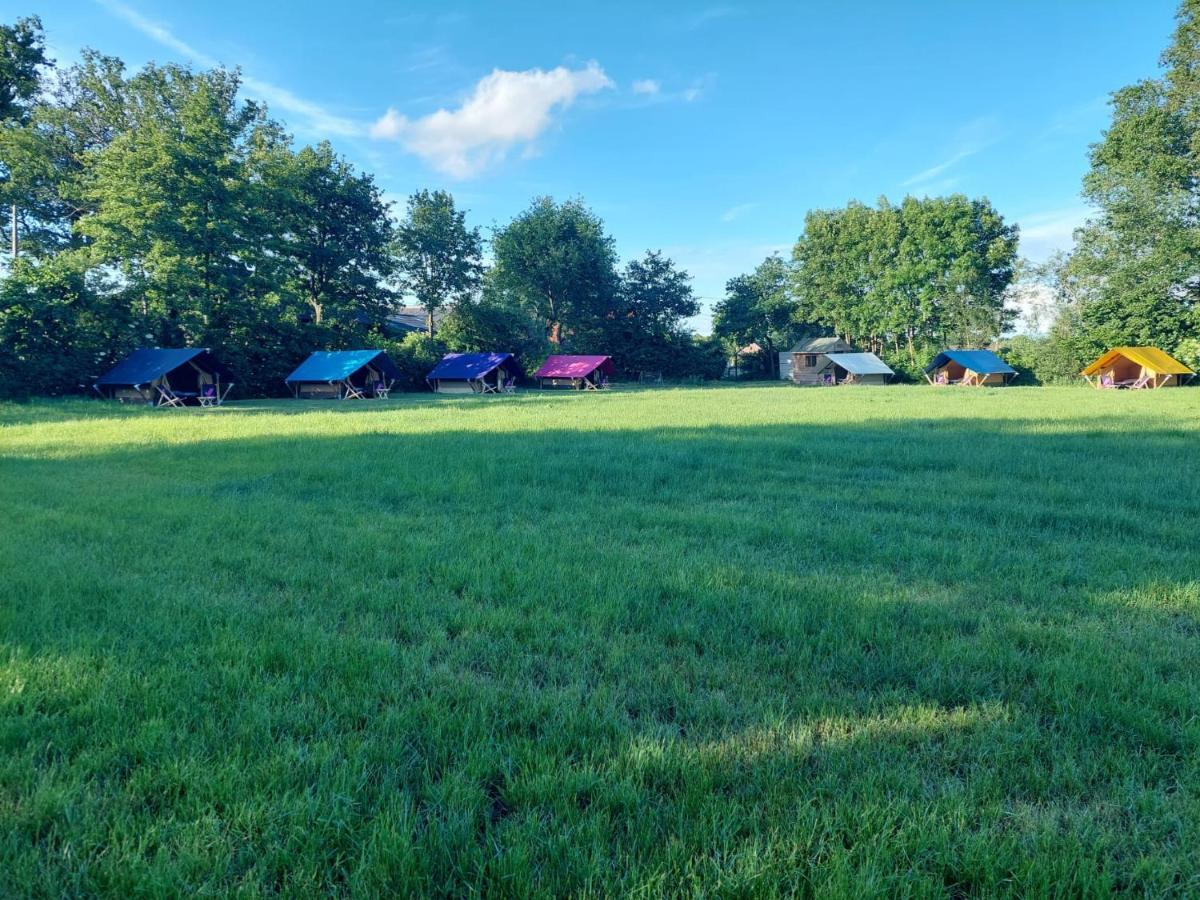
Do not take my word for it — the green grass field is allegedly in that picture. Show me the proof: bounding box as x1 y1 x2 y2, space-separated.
2 384 1199 896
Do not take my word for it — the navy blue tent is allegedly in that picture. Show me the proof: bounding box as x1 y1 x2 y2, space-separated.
285 350 400 399
925 349 1016 386
426 353 521 394
95 348 232 404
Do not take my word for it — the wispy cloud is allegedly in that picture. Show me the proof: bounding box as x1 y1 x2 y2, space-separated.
1017 206 1092 261
370 62 613 178
95 0 363 137
901 116 1003 190
720 202 757 222
632 79 661 96
683 7 742 30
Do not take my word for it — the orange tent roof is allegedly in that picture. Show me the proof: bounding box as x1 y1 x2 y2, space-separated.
1080 347 1194 376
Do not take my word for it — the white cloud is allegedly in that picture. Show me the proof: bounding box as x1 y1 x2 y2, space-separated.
1017 206 1092 261
632 79 661 95
96 0 363 137
684 7 742 30
901 149 975 188
370 62 613 178
901 116 1003 190
720 202 756 222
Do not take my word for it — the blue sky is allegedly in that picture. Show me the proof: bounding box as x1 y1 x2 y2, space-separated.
24 0 1180 329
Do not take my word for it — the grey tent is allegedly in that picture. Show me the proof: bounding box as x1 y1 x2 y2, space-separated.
819 352 895 385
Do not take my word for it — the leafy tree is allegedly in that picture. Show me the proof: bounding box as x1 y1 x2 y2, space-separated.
0 15 47 123
713 255 798 377
438 281 547 363
250 140 394 328
1 15 50 259
1067 0 1200 355
490 196 619 344
588 250 701 376
77 64 262 345
0 52 130 259
393 189 482 334
792 195 1018 359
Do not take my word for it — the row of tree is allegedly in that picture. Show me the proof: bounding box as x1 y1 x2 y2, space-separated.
714 0 1200 384
5 1 1198 395
714 196 1020 380
0 17 723 397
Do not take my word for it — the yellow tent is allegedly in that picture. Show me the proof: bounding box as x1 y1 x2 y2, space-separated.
1081 347 1195 389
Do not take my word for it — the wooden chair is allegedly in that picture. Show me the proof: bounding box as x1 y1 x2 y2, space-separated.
342 381 366 400
156 384 185 408
501 376 516 394
373 380 392 400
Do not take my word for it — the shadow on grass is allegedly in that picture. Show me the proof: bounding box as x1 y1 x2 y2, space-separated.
3 414 1199 893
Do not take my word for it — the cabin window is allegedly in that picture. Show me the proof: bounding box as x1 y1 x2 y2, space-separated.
803 354 817 367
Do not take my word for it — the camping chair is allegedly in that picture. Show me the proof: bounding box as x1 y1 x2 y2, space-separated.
342 381 366 400
1098 373 1117 390
934 371 949 386
1128 372 1153 390
198 384 219 407
373 379 392 400
156 384 185 408
598 373 610 390
501 376 516 394
478 378 499 394
821 372 835 386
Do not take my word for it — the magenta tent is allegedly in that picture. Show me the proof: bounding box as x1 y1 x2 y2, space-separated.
533 355 614 390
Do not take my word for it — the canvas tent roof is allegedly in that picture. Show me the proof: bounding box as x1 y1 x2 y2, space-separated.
96 348 229 387
822 352 894 376
285 350 400 383
925 349 1015 375
534 355 614 379
427 352 520 381
1080 346 1194 376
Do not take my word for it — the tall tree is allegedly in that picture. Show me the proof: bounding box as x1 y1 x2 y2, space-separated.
490 196 619 343
253 140 394 328
598 250 700 375
0 15 46 123
1 15 50 259
77 64 262 345
792 195 1017 357
392 189 482 334
1067 0 1200 354
713 255 799 376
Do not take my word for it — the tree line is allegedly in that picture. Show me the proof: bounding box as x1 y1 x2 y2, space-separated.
714 0 1200 383
0 18 723 398
5 2 1199 397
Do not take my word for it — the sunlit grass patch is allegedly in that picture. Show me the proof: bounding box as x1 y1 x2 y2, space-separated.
2 385 1199 894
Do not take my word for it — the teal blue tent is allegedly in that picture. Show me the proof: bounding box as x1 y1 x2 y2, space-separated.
285 350 400 399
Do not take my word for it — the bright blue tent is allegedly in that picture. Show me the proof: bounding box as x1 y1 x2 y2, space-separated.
426 353 521 393
285 350 400 399
95 348 231 402
925 349 1016 385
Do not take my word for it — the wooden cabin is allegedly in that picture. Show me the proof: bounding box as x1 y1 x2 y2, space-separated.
785 337 853 384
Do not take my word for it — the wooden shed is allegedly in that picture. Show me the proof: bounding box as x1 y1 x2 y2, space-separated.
786 337 853 384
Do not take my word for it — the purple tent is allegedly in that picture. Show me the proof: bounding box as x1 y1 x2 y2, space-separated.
533 355 613 389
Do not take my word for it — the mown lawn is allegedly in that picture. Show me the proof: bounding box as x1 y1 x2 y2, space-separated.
2 384 1199 896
